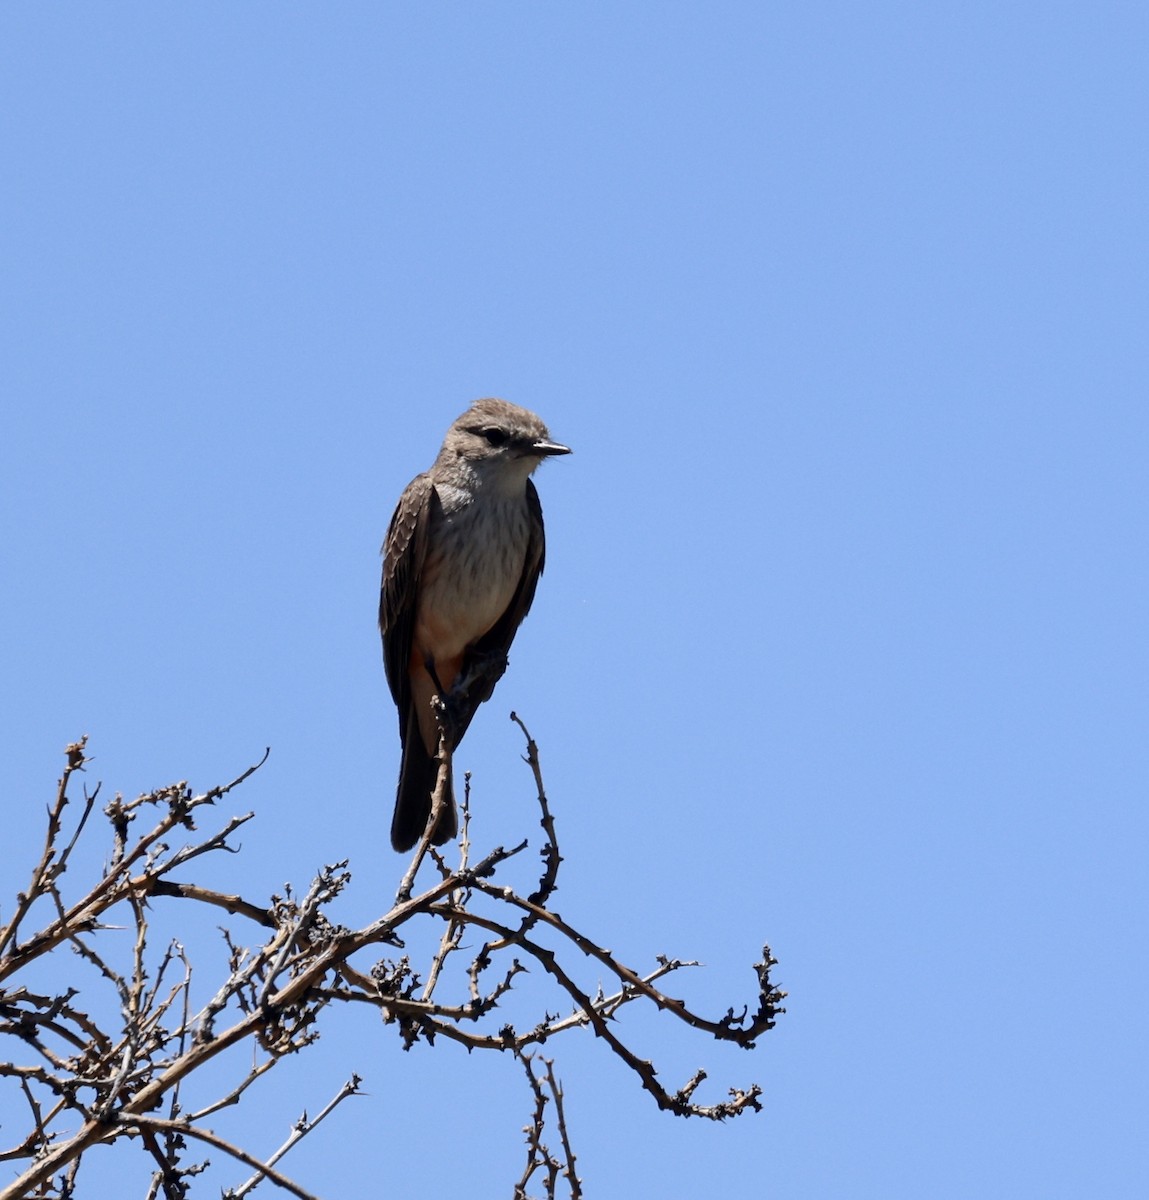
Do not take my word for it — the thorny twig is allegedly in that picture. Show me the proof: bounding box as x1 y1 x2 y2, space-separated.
225 1075 362 1199
513 1051 582 1200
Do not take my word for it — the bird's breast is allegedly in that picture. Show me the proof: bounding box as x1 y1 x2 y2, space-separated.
414 495 531 660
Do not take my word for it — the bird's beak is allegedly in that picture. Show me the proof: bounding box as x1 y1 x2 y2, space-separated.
531 438 572 458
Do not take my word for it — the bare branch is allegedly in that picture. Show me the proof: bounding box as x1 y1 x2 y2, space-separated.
0 737 92 960
228 1075 362 1198
130 1116 320 1200
0 733 783 1198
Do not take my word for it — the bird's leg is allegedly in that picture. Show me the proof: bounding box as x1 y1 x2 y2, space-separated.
423 654 448 699
425 648 510 743
425 653 464 746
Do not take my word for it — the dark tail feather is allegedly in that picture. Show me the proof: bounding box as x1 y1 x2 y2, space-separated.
391 730 457 852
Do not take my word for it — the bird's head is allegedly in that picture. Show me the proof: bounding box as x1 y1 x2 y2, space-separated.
443 398 571 485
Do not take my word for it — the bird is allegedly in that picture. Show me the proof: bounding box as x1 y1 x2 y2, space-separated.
379 398 571 852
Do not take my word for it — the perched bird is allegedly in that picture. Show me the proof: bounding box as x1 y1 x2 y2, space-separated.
379 398 571 852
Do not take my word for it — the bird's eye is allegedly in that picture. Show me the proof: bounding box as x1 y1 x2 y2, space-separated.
482 428 508 447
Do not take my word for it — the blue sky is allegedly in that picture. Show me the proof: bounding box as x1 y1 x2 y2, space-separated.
2 4 1146 1196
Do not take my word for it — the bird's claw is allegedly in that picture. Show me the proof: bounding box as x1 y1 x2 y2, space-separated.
455 650 510 705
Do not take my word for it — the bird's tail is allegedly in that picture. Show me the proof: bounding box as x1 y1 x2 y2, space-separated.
391 728 457 852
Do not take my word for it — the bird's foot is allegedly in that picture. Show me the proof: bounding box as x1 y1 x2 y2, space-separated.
453 649 510 706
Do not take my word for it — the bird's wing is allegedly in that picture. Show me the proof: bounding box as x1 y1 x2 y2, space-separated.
379 472 436 736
